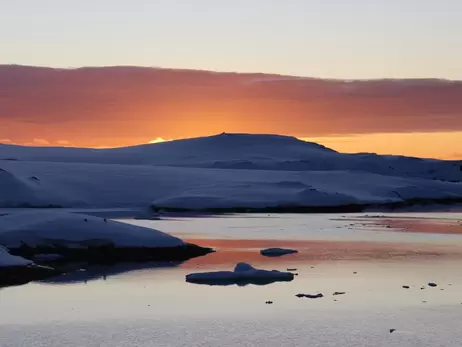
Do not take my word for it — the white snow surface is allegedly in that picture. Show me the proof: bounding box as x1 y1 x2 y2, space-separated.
0 134 461 209
186 262 294 283
0 245 32 268
0 211 185 248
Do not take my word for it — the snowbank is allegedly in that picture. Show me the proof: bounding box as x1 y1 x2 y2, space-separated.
0 246 32 267
0 211 185 249
185 262 294 285
260 248 298 257
0 133 460 182
0 168 63 207
0 160 461 210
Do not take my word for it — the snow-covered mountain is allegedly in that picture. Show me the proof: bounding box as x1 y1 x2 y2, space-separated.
0 133 461 211
1 133 461 182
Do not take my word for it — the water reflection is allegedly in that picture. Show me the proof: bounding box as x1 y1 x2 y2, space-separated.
40 261 182 285
186 277 294 287
179 238 462 270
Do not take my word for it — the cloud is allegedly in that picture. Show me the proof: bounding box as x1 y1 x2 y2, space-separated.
32 138 50 145
0 138 12 144
57 140 71 145
0 65 461 147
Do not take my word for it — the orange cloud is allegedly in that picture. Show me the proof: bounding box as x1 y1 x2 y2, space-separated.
0 65 461 158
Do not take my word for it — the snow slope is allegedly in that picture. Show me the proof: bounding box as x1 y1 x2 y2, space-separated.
0 211 185 248
1 133 460 182
0 134 461 210
0 246 32 268
0 159 462 210
0 168 64 207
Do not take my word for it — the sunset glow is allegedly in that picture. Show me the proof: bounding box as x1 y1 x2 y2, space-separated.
148 137 169 144
1 1 462 159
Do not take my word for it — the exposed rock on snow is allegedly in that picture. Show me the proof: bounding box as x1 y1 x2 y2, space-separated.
260 248 298 257
0 212 213 263
185 262 294 286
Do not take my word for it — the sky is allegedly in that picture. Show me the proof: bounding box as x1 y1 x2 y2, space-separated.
2 0 462 79
1 0 462 159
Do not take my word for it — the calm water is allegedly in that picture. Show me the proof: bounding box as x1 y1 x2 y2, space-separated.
1 212 462 346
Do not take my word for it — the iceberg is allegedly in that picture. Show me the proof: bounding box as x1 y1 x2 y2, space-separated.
0 211 213 263
260 248 298 257
185 262 294 286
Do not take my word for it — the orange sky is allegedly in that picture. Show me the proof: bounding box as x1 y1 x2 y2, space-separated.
1 66 461 159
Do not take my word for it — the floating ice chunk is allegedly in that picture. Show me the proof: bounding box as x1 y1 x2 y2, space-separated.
186 262 294 286
260 248 298 257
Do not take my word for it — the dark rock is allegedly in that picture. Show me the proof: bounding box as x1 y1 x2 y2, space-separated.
333 291 346 296
0 264 60 287
389 329 396 333
265 301 273 304
402 285 410 289
260 248 298 257
287 268 297 271
428 282 438 287
296 293 324 299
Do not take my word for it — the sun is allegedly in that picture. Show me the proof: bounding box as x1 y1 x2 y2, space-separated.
148 137 168 144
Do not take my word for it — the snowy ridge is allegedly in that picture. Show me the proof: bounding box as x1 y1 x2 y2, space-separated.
0 134 461 210
1 133 460 182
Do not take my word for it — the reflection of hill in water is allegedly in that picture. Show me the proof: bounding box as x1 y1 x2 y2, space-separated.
40 261 182 285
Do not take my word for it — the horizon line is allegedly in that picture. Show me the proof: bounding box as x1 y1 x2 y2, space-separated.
2 63 461 83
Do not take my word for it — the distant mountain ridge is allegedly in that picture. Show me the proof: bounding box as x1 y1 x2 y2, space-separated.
0 133 460 183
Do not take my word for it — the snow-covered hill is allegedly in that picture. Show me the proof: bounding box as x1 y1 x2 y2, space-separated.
1 133 461 182
0 134 461 210
0 158 461 211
